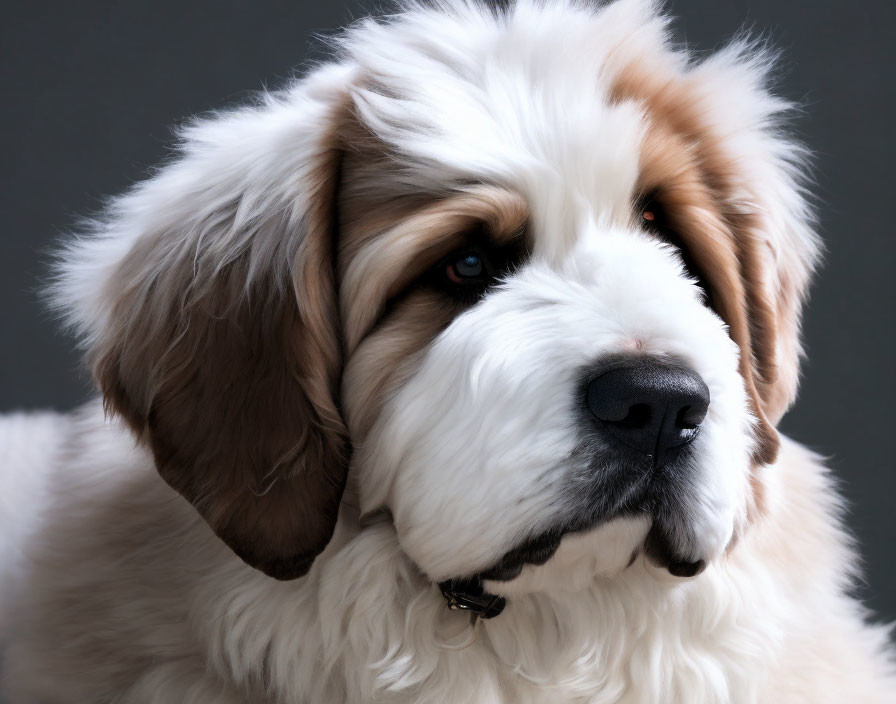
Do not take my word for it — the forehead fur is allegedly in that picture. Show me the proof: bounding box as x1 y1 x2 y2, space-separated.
335 0 819 434
336 0 815 264
342 0 659 258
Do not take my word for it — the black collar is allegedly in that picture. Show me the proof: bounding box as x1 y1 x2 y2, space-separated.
438 578 506 619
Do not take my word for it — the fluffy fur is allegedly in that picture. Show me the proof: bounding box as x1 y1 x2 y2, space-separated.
2 1 894 702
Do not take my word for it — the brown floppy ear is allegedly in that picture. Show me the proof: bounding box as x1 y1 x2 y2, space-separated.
731 170 818 432
59 70 354 579
685 49 821 468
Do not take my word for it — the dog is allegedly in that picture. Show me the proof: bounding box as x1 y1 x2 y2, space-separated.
2 0 894 701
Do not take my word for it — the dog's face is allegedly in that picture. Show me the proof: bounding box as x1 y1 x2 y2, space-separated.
60 0 818 592
351 228 748 590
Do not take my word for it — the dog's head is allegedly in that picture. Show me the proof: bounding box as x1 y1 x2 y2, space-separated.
59 0 818 594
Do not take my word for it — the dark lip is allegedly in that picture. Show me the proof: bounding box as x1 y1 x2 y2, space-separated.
642 522 707 577
473 477 653 584
470 495 703 585
471 519 704 586
477 530 566 582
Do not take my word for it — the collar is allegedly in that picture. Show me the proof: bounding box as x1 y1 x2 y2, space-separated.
438 578 506 619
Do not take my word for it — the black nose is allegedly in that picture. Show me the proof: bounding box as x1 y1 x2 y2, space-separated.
585 359 710 465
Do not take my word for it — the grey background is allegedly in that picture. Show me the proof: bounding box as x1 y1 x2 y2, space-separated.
2 0 893 630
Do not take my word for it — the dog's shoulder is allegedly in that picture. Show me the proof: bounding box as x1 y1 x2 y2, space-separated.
0 408 70 634
741 438 896 701
0 402 261 701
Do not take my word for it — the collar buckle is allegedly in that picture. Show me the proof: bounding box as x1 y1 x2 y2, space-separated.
438 579 506 619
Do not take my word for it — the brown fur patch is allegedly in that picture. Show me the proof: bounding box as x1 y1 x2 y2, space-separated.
339 186 529 354
93 101 352 581
337 146 529 441
92 89 530 579
342 289 460 441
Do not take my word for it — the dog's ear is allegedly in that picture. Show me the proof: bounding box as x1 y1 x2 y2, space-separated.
689 47 821 467
58 68 355 580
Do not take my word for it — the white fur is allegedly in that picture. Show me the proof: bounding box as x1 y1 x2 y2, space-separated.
0 412 65 637
2 411 894 702
2 1 893 702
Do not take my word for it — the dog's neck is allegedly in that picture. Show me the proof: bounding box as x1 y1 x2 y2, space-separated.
268 510 781 703
293 474 798 702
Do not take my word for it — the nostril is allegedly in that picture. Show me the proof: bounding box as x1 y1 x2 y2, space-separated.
618 403 651 428
667 558 706 578
675 390 710 430
675 405 704 430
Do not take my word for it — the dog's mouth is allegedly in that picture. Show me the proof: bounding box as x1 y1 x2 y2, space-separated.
476 487 709 584
438 504 707 618
478 530 565 581
435 450 716 619
460 519 704 584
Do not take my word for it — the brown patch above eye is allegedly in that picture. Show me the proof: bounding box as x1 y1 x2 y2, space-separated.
338 186 530 356
337 185 529 443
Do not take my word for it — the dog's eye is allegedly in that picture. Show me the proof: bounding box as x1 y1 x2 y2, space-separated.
430 238 525 304
445 250 489 285
639 195 679 245
638 194 711 299
639 196 665 231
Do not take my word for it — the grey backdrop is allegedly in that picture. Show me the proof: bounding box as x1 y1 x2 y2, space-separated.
2 0 894 626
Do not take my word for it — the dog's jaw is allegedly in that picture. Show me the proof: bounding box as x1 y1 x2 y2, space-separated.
479 517 651 597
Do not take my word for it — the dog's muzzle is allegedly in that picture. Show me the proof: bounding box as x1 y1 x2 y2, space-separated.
438 356 712 617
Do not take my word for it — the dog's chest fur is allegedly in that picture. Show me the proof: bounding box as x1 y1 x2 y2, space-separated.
2 409 895 703
289 529 778 703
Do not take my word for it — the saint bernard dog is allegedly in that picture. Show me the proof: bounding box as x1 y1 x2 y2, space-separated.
1 1 894 701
